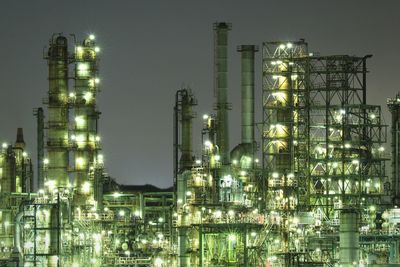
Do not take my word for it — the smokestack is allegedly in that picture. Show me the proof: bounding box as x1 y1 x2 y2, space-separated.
15 128 25 149
214 22 231 165
35 107 45 189
237 45 258 145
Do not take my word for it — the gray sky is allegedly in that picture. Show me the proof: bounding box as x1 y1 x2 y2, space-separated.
0 1 399 188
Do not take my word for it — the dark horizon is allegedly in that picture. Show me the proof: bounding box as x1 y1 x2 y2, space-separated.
1 0 399 188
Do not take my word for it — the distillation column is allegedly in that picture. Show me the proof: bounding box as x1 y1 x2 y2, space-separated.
46 34 70 267
388 94 400 205
46 35 70 188
14 128 33 193
72 35 101 205
174 89 196 267
178 89 196 172
214 22 231 166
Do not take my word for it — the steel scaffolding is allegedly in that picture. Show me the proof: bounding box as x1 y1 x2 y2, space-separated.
262 41 389 266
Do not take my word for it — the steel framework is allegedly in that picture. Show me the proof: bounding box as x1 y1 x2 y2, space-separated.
262 41 389 266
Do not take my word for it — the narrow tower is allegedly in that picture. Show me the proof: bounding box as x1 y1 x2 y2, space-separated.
34 107 45 189
71 35 102 205
45 35 70 189
214 22 231 166
231 45 258 168
388 94 400 205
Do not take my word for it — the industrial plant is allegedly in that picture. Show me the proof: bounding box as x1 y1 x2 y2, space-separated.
1 22 400 267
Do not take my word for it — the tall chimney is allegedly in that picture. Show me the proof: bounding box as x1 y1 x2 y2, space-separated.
35 107 45 189
15 128 25 149
237 45 258 145
214 22 231 165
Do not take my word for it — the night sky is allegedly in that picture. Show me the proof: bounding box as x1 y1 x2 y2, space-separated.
1 1 399 188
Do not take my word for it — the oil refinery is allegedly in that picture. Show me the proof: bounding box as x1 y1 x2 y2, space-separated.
1 22 400 267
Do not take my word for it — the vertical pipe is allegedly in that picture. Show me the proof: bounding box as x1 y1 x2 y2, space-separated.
36 107 45 189
214 22 231 165
178 227 188 267
28 158 34 194
49 204 59 267
12 212 24 255
395 108 399 203
199 226 203 267
177 171 189 267
94 166 103 211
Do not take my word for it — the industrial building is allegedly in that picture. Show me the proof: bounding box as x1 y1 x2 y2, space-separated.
0 22 400 266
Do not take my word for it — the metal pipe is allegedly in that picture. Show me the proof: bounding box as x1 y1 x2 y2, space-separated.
214 22 231 165
237 45 258 145
177 171 189 266
94 166 104 211
178 227 188 267
49 203 59 267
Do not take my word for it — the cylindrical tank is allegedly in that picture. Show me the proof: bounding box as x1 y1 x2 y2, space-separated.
214 22 231 165
340 210 359 266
